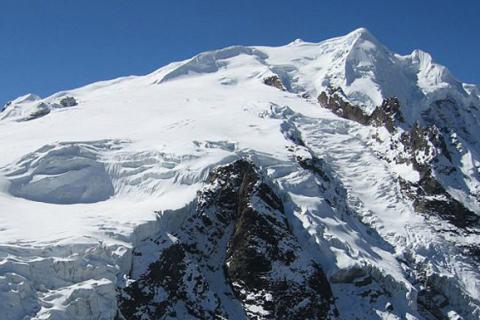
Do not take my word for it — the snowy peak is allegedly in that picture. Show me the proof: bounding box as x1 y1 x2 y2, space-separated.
344 28 391 68
405 48 464 94
339 29 478 112
344 27 382 47
1 28 480 320
339 29 399 110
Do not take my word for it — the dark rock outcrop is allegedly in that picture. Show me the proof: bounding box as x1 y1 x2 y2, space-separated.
118 160 337 319
318 88 370 125
318 88 478 230
399 123 452 172
398 124 479 229
318 87 404 132
400 174 478 229
369 97 404 133
222 162 337 319
24 103 50 121
263 75 286 91
59 96 78 108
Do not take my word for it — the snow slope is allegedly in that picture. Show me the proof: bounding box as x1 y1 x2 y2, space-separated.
0 28 479 319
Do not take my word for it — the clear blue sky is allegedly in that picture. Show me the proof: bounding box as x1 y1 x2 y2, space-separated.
1 0 479 104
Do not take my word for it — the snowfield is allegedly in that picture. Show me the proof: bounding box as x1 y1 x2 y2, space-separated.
0 28 479 319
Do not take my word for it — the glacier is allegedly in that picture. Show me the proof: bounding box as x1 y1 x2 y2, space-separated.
0 28 479 319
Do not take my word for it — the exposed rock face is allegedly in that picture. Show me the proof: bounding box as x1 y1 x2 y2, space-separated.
319 88 479 230
318 88 404 132
399 123 451 172
398 124 479 229
118 242 224 319
59 96 78 108
118 160 337 319
263 75 286 91
402 176 479 229
318 87 370 125
369 97 404 132
23 102 50 121
220 161 337 319
315 85 480 319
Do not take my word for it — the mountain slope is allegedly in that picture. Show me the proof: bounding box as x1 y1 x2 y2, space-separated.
0 28 479 320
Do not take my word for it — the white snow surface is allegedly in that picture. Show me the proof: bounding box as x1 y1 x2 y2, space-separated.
0 28 479 319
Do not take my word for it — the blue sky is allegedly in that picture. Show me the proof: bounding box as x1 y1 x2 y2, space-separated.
1 1 479 104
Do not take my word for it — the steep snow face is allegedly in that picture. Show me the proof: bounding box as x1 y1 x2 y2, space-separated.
0 28 479 320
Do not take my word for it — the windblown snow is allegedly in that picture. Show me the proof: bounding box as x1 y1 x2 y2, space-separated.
0 28 479 320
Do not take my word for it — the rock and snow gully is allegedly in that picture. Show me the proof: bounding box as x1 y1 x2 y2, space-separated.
0 28 479 319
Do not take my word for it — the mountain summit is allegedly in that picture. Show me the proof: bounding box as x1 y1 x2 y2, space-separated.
1 29 479 320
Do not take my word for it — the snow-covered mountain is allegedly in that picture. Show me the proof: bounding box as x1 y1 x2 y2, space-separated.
1 28 479 320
